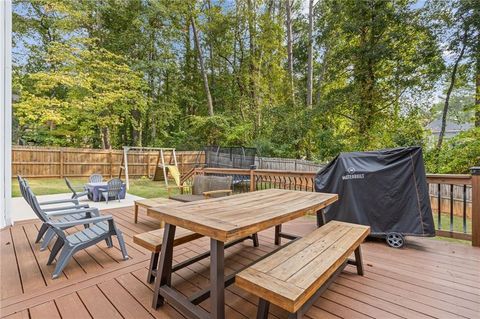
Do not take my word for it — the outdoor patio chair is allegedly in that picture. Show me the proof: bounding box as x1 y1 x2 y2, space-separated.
88 174 103 183
18 176 100 250
64 177 89 199
99 178 123 204
168 175 233 202
18 176 88 209
46 215 129 279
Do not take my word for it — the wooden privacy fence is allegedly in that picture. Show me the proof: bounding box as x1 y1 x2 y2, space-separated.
12 146 204 179
191 167 480 246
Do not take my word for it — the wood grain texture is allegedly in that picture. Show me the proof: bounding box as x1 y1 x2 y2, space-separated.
2 206 479 319
235 221 370 313
133 227 203 252
148 189 338 242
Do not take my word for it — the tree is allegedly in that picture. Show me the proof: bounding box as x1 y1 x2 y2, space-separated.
14 40 148 148
286 0 295 105
437 26 469 150
316 0 442 149
306 0 314 108
191 14 214 116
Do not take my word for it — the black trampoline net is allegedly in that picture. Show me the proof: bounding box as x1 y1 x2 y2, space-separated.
203 146 256 169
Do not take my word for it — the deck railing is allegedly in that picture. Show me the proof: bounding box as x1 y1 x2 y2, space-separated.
426 174 473 241
191 167 480 247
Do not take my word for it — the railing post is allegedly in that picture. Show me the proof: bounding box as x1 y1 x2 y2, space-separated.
250 165 256 192
471 167 480 247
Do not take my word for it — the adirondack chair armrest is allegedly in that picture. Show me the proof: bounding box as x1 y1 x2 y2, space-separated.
45 207 100 217
43 204 90 212
39 198 80 206
47 215 113 228
203 189 233 198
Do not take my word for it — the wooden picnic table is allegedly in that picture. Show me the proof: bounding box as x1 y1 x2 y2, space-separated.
134 197 175 224
147 188 338 319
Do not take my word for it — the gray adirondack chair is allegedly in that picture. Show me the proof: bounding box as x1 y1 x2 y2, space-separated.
46 215 129 279
64 177 89 199
88 174 103 183
99 178 123 204
19 176 88 210
18 176 99 250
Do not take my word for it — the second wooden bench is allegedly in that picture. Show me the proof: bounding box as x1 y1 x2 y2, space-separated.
235 220 370 319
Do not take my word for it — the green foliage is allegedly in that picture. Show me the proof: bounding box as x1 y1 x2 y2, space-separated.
14 39 148 147
11 0 479 173
426 128 480 173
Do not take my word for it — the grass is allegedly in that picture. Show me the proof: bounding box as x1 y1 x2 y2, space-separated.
432 211 472 245
12 177 172 199
433 211 471 234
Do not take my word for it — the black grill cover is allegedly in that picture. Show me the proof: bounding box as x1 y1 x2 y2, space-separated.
315 147 435 236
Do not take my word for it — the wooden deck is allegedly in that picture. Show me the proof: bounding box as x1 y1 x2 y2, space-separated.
1 206 479 319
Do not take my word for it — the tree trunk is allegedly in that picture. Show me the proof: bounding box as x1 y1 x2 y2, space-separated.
306 0 314 109
316 45 328 105
207 0 215 91
131 109 142 147
437 28 468 150
475 45 480 127
286 0 295 105
191 16 214 116
247 0 260 135
101 126 111 150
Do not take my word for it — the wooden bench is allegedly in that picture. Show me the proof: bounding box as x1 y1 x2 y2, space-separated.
133 228 204 283
235 221 370 319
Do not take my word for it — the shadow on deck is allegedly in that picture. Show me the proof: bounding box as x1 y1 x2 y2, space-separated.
1 206 479 318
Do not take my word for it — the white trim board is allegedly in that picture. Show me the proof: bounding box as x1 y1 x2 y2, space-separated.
1 0 13 228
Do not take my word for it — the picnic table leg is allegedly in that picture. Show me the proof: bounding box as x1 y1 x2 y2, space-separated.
152 223 176 308
252 233 259 247
274 225 282 245
316 209 325 227
210 239 225 319
134 204 139 223
147 252 159 283
256 299 270 319
354 246 364 276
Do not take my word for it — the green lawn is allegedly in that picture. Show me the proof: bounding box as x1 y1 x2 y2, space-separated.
12 177 172 199
432 212 471 244
434 211 471 234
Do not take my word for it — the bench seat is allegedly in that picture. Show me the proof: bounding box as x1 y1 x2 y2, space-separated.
133 227 203 252
235 220 370 318
134 228 204 283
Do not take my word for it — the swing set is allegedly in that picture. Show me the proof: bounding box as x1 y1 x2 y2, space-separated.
119 147 181 189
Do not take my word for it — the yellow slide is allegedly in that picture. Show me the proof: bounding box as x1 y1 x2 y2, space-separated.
165 165 181 187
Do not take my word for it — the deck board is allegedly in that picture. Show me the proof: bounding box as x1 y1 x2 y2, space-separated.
1 206 479 318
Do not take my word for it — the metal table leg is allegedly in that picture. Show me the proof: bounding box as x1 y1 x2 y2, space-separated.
210 239 225 319
152 223 176 308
